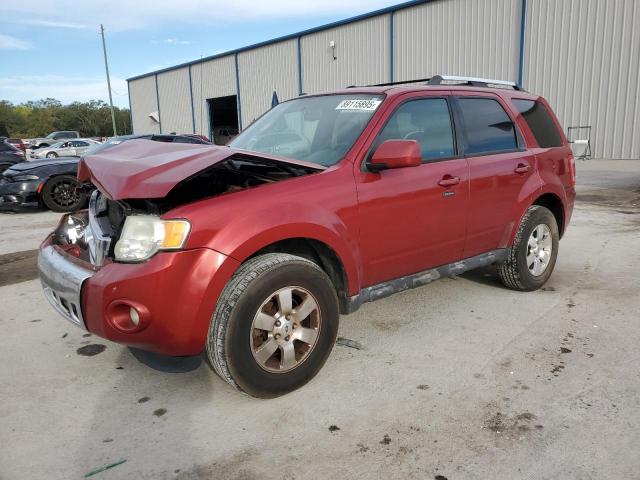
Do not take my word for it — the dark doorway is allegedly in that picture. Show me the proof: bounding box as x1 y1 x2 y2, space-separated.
207 95 239 145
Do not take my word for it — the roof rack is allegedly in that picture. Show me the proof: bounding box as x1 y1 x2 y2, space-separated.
427 75 523 90
350 75 524 91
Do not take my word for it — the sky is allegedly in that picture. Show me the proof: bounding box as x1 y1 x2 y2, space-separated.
0 0 401 108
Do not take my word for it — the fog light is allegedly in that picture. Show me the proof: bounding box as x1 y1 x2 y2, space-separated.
129 307 140 326
106 300 150 333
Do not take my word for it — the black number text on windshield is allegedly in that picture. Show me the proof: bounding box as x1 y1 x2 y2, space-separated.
230 94 384 166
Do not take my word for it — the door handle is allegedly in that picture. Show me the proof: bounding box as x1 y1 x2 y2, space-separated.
438 175 461 187
514 163 530 174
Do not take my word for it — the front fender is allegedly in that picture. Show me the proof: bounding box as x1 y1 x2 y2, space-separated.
166 167 363 295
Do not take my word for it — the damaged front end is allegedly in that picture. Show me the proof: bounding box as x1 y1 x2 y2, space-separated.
55 142 323 266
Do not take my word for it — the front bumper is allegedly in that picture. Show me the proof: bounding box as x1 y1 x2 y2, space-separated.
38 235 241 356
0 179 40 210
38 245 94 329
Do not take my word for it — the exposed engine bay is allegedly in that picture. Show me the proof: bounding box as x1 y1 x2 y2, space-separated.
52 155 320 263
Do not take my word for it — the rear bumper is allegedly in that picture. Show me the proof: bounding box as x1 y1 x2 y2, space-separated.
38 237 240 356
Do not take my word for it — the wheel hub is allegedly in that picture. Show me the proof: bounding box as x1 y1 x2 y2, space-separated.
526 224 552 276
250 286 321 373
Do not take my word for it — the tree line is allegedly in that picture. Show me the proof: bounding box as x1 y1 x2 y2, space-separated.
0 98 131 139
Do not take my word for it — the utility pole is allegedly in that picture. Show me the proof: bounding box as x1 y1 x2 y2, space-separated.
100 24 117 136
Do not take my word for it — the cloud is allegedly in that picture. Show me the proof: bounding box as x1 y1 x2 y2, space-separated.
1 0 397 31
0 34 32 50
165 38 191 45
20 19 90 29
0 75 130 107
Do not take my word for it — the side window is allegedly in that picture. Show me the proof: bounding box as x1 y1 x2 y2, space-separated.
458 98 518 155
375 98 455 161
512 99 563 148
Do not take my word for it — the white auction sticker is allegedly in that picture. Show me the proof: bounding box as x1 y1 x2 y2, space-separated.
335 99 382 111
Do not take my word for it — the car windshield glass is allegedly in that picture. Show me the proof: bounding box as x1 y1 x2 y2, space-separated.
45 133 57 139
50 141 65 148
229 94 384 166
83 137 128 156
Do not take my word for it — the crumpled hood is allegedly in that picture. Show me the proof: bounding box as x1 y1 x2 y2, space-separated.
77 139 324 200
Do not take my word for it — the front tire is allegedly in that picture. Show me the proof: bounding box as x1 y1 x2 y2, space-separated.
46 152 58 158
498 205 559 291
206 253 339 398
41 175 87 212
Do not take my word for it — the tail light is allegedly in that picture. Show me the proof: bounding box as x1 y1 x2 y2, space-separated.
568 153 576 187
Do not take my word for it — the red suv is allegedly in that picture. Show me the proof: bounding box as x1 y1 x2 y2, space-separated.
38 75 576 398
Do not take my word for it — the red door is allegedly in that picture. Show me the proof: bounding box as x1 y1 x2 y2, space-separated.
453 93 538 258
354 94 469 287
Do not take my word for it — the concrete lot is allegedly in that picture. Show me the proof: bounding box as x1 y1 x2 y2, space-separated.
1 160 639 479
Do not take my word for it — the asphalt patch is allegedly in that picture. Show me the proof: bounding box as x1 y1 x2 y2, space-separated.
0 249 39 287
76 344 106 356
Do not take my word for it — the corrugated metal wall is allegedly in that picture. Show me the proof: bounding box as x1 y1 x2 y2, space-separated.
190 56 237 137
129 75 160 134
523 0 640 159
300 15 390 93
128 0 640 158
238 40 299 126
394 0 521 82
156 67 192 135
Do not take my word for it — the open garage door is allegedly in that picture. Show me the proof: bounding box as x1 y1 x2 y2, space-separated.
207 95 239 145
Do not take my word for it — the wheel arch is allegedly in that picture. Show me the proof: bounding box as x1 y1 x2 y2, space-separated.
532 192 565 237
244 237 353 314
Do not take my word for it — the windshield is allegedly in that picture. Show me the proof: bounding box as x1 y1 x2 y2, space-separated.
83 137 131 156
229 94 384 166
50 141 65 149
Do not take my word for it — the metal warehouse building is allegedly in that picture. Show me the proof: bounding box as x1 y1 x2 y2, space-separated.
127 0 640 159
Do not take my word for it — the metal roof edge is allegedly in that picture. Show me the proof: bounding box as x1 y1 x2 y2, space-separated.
127 0 432 82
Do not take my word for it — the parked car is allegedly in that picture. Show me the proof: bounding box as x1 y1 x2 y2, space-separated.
28 131 80 149
0 134 211 212
5 138 27 152
38 76 576 398
0 138 26 173
30 139 101 159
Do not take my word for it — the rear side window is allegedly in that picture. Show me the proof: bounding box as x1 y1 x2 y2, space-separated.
512 99 563 148
375 98 456 161
458 98 518 155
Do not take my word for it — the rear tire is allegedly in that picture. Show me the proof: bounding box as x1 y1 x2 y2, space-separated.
41 175 87 212
498 205 559 291
206 253 339 398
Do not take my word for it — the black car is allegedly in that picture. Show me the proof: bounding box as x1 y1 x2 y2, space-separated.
0 137 27 173
0 134 211 213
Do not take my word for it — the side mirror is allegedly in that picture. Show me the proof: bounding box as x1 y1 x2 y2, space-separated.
367 139 422 172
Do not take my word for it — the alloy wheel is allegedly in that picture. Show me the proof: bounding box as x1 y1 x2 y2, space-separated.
51 180 80 208
250 286 321 373
526 224 552 276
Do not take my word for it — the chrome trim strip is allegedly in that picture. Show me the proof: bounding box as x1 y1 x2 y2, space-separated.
438 75 517 87
38 246 94 329
86 191 111 267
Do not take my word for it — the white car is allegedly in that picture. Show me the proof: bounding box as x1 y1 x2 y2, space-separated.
31 139 101 159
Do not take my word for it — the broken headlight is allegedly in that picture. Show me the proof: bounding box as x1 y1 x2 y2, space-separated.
114 215 191 262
